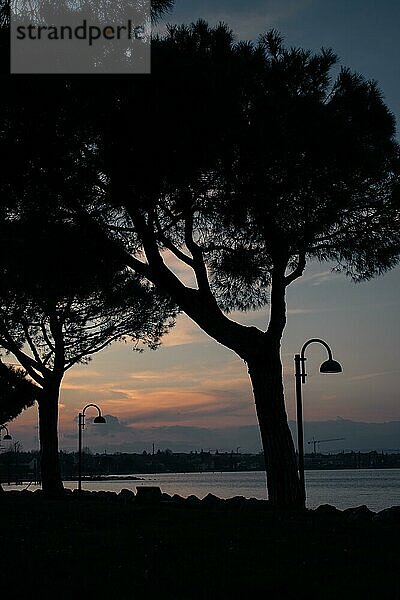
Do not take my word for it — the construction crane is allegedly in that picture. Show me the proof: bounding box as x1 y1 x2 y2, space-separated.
307 436 345 454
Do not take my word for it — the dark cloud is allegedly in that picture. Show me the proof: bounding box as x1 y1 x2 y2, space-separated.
57 418 400 454
62 414 133 441
123 397 252 425
61 417 263 452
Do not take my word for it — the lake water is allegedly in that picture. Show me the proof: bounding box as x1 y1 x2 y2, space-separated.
10 469 400 511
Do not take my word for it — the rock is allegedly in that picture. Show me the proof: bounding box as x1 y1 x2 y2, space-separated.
185 494 201 507
241 497 263 509
118 488 136 503
201 493 222 507
135 486 162 504
72 488 92 497
161 492 173 502
373 506 400 524
342 505 374 522
95 490 118 501
224 495 247 508
171 493 186 505
248 498 272 510
314 504 342 516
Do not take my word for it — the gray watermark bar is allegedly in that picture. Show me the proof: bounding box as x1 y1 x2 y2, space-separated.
11 0 151 74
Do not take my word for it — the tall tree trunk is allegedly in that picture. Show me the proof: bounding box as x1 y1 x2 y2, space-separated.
37 377 64 497
122 226 304 507
246 341 304 508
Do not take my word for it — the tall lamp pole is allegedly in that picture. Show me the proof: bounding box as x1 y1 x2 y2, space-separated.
78 404 106 492
294 338 342 506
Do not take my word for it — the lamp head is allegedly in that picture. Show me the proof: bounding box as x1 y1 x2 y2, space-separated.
93 415 106 424
320 359 342 374
3 434 12 440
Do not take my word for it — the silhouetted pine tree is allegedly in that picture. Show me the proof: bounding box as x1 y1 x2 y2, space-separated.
2 22 399 507
0 215 176 496
76 24 399 507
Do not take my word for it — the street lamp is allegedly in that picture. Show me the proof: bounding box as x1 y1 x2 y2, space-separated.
77 404 106 492
0 424 12 452
0 425 12 441
0 425 12 486
294 338 342 505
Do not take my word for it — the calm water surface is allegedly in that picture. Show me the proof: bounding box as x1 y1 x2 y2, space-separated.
12 469 400 511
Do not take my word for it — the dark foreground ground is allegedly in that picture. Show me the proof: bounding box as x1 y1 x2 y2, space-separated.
0 489 399 600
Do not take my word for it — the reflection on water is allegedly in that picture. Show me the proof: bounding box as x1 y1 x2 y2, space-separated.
5 469 400 511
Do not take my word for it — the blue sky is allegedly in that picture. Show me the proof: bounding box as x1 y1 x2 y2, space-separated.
7 0 400 453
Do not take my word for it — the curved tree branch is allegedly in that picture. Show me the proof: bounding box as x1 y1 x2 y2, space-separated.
285 251 307 286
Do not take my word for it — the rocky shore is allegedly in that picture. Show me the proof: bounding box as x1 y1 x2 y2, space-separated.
0 488 398 599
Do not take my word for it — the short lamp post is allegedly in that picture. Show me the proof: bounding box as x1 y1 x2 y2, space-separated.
78 404 106 492
0 424 12 451
0 425 12 442
295 338 342 506
0 425 12 486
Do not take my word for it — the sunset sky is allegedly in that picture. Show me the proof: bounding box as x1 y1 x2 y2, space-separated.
6 0 400 454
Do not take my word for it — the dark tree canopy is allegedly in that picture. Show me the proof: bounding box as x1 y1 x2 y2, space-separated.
0 361 39 424
60 23 399 316
0 214 176 385
151 0 174 23
209 30 400 297
111 25 400 306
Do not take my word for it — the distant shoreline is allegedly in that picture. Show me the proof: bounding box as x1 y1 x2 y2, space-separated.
63 475 146 481
60 465 400 482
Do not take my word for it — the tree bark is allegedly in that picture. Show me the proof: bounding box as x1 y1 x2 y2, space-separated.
246 342 303 508
37 377 64 497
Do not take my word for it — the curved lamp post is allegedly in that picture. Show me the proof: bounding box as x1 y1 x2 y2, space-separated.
0 425 12 451
294 338 342 506
78 404 106 492
0 425 12 486
0 425 12 441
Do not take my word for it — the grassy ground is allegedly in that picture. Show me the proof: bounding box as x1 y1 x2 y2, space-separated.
0 491 399 599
